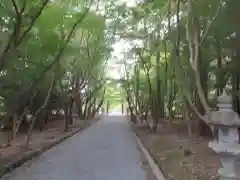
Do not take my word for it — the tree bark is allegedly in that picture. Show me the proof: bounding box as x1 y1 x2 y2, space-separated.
25 73 56 147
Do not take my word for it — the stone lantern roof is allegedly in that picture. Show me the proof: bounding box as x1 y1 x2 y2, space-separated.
209 111 240 126
209 91 240 126
217 90 232 110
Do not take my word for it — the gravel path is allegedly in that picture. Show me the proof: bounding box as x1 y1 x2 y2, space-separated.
1 115 147 180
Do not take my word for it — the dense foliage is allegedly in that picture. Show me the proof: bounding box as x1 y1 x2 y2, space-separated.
1 0 240 146
0 0 113 145
111 0 240 135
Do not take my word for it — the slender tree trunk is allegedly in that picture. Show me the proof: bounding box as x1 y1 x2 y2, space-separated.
96 95 105 114
106 100 110 114
195 50 211 136
232 29 240 115
25 73 56 147
68 97 74 124
186 0 210 115
64 102 70 132
216 37 224 96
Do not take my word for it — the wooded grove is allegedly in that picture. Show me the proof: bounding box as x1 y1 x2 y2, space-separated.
0 0 239 149
0 0 115 146
113 0 240 137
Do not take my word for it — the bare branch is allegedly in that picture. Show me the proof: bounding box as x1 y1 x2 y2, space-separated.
200 0 223 45
16 0 50 46
11 0 20 17
0 0 50 71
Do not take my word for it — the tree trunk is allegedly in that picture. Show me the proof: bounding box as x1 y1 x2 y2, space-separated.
186 0 210 115
63 102 70 132
232 27 240 115
25 73 56 147
195 50 212 136
106 100 110 114
216 37 224 96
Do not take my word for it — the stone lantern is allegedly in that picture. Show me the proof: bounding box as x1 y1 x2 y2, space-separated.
208 91 240 180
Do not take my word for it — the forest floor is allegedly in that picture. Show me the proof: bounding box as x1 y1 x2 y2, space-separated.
132 120 224 180
0 116 99 175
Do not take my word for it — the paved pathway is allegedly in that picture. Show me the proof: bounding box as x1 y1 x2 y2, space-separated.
2 116 147 180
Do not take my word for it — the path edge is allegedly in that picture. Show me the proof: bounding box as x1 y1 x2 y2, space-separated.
0 115 101 178
125 117 166 180
133 132 166 180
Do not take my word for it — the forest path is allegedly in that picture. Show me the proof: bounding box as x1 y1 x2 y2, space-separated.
1 115 147 180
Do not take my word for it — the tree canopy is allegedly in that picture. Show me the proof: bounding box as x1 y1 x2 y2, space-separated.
0 0 115 146
108 0 240 135
1 0 240 145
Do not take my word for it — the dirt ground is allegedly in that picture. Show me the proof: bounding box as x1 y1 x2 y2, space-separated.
0 117 98 170
132 120 223 180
